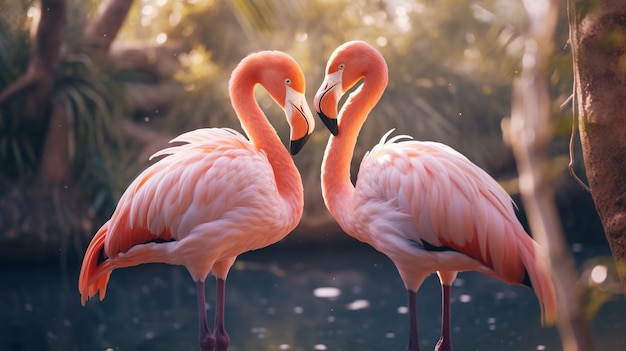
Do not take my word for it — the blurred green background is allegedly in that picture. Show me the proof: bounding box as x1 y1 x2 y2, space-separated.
2 1 624 351
1 0 596 263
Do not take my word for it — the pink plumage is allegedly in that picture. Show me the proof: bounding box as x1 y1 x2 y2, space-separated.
79 51 315 351
315 40 556 351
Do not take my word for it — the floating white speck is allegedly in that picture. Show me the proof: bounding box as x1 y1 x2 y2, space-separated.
314 344 327 350
590 265 608 285
346 299 370 310
251 327 266 334
537 345 546 350
313 287 341 299
459 294 472 303
571 243 583 253
385 332 396 338
293 306 304 314
397 306 409 314
279 344 290 350
453 278 465 287
487 317 496 324
144 331 155 340
327 315 336 323
488 324 496 331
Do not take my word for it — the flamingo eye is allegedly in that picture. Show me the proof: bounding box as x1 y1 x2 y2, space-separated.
339 63 345 70
285 78 292 85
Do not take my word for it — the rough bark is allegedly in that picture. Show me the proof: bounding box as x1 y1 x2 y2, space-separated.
0 0 68 185
508 1 595 350
570 0 626 295
84 0 135 52
0 0 64 119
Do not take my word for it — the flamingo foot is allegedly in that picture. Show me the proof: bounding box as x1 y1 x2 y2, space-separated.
215 331 230 351
199 331 216 351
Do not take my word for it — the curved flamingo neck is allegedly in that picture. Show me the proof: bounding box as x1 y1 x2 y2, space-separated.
229 63 303 215
322 65 387 222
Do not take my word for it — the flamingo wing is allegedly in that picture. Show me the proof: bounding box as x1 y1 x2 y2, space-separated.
79 127 281 303
355 130 527 282
105 128 262 256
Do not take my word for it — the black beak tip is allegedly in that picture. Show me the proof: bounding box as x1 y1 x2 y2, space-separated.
317 111 338 136
290 133 312 155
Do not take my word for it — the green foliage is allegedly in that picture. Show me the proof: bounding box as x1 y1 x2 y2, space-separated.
166 46 236 132
0 0 40 183
0 0 129 213
53 51 129 211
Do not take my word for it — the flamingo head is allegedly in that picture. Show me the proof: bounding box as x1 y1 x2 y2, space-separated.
314 41 386 136
255 51 316 155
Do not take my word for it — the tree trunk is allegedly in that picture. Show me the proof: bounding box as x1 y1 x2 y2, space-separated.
84 0 135 52
0 0 67 185
509 1 596 349
570 0 626 295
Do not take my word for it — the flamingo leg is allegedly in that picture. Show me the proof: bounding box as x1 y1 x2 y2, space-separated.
214 278 230 351
435 284 453 351
406 289 421 351
196 281 216 351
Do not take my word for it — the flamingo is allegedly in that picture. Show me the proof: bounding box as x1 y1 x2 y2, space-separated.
78 50 315 351
313 40 557 351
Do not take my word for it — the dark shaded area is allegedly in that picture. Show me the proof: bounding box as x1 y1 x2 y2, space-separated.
1 241 623 351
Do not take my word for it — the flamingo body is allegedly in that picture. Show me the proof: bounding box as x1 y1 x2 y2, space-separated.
314 41 556 351
351 131 536 291
79 51 315 351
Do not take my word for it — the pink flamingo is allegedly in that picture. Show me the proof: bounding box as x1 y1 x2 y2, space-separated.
314 41 556 351
78 50 315 351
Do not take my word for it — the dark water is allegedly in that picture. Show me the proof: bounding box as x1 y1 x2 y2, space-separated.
1 240 624 351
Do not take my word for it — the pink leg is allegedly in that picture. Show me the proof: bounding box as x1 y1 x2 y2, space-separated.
435 284 453 351
214 278 230 351
196 281 215 351
406 289 421 351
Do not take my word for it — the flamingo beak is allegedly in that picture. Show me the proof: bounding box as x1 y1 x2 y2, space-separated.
290 132 311 155
285 86 315 155
314 70 342 136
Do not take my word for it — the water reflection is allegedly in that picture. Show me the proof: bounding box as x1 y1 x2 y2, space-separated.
1 242 624 351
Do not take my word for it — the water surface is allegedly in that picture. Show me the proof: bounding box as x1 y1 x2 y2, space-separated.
1 241 624 351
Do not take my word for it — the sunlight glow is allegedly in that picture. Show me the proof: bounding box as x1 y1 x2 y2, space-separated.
156 32 167 44
590 264 608 285
27 6 38 18
142 5 155 17
295 31 308 42
169 11 182 26
376 36 388 47
394 5 412 32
